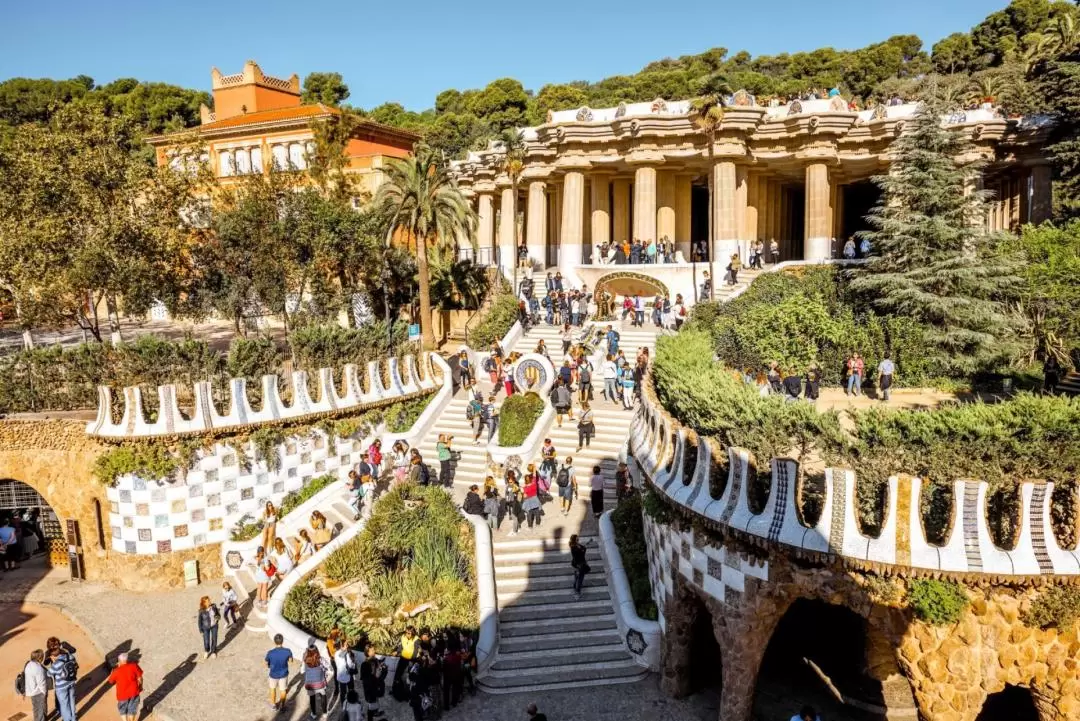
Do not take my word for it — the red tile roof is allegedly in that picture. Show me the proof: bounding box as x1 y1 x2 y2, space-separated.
198 103 339 130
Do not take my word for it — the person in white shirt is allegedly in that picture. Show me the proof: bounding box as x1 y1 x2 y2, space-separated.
602 354 619 404
332 639 358 708
23 649 48 721
589 465 606 518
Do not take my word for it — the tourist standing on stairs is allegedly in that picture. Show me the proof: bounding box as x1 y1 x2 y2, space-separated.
569 534 593 598
482 395 498 443
673 294 687 330
560 323 573 356
436 434 454 487
619 361 636 409
551 379 574 427
260 501 278 556
726 253 742 286
504 470 523 536
577 401 595 450
605 325 620 356
458 350 472 387
522 466 543 531
633 294 646 327
503 354 517 396
576 292 589 326
483 483 501 532
589 465 605 517
556 457 577 516
700 270 712 302
602 354 619 404
467 394 484 445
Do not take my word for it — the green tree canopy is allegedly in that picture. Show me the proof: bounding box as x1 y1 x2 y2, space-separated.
302 72 350 106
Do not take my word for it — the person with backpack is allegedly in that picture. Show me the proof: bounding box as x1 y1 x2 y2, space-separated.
480 395 497 443
106 652 143 721
359 644 388 721
605 325 620 355
521 466 543 531
483 483 501 532
504 470 523 537
619 362 636 410
467 394 484 445
19 649 47 721
333 637 359 710
197 595 221 659
302 642 331 719
46 643 78 721
550 379 573 428
569 534 593 598
483 353 500 386
577 358 593 403
555 457 577 516
576 401 595 450
436 434 454 487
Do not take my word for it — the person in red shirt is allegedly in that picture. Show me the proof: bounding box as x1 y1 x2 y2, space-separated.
106 653 143 721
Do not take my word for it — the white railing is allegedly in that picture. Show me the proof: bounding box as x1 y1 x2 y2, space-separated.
598 510 661 670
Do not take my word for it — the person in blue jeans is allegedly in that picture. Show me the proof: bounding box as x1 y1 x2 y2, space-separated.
46 645 77 721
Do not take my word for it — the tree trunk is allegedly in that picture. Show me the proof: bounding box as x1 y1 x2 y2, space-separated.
106 294 123 347
707 137 716 301
12 298 33 350
416 232 436 350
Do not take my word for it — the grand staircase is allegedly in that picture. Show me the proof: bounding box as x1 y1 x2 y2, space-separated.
414 313 661 693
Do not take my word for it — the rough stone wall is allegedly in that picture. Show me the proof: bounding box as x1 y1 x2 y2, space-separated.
0 419 221 591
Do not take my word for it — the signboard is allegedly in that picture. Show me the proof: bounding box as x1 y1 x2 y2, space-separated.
65 519 84 581
184 560 200 588
408 324 421 341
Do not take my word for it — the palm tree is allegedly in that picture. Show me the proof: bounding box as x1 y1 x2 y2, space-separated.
498 128 526 295
689 73 732 301
375 144 476 349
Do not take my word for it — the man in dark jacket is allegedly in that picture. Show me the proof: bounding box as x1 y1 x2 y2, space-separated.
463 485 485 516
783 371 802 401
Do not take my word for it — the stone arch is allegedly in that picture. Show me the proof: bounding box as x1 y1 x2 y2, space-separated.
659 574 724 698
594 271 671 302
976 685 1039 721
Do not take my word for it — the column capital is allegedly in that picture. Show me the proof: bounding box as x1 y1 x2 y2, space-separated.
625 150 666 165
473 181 497 194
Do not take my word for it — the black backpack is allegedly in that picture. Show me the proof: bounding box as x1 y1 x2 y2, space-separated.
15 670 25 696
579 365 591 383
556 466 571 488
418 464 431 485
483 357 496 373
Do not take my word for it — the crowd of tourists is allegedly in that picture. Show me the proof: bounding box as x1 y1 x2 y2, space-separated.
592 237 677 265
0 510 48 572
17 637 144 721
744 352 896 403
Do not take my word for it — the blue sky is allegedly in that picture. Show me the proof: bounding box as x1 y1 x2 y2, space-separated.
1 0 1007 110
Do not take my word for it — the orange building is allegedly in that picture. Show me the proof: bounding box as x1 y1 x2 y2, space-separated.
147 60 419 200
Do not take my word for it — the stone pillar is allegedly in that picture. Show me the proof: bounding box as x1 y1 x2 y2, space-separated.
744 172 759 250
525 181 547 268
1031 165 1052 224
712 160 739 263
477 193 494 263
612 178 630 244
657 170 676 246
832 180 845 243
1009 174 1022 231
675 175 693 259
633 166 658 243
755 177 768 243
498 187 516 277
804 162 832 260
560 171 585 282
590 174 611 256
734 166 749 261
764 180 778 246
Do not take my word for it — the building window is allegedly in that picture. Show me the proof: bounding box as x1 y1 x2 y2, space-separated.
218 150 234 177
235 148 251 175
272 144 288 170
288 143 307 170
251 147 263 173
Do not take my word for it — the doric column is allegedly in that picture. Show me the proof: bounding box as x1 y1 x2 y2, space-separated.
804 162 832 260
1009 174 1021 231
657 170 676 245
633 166 657 242
712 160 739 263
590 174 611 252
1031 165 1052 224
559 171 585 279
745 172 760 248
675 175 693 259
735 166 749 260
613 179 631 244
525 181 547 267
476 193 494 262
498 186 516 276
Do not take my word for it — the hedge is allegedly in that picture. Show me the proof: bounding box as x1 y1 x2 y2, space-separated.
610 494 658 620
468 292 519 351
497 392 545 447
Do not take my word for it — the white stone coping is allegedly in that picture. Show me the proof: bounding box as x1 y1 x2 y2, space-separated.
264 503 498 677
598 509 661 671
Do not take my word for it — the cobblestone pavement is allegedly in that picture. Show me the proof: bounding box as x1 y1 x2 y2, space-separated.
0 562 718 721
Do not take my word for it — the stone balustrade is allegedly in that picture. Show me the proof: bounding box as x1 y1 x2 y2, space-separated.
633 377 1080 580
86 353 440 439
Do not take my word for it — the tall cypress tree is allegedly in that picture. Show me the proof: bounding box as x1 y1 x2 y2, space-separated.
1037 52 1080 220
850 97 1020 373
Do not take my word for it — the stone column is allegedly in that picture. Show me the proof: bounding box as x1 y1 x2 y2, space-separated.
559 171 585 281
1031 165 1052 224
613 178 631 244
804 162 832 260
476 193 494 263
832 179 845 243
657 170 676 246
525 181 547 268
712 160 739 263
590 174 611 255
1009 174 1021 230
498 187 516 277
675 175 693 259
734 166 749 261
744 172 759 250
633 166 658 243
755 177 768 243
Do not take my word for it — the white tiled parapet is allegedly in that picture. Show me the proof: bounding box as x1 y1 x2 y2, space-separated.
87 352 440 439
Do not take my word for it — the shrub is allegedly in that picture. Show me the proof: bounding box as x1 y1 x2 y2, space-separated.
468 292 519 350
279 474 338 518
93 444 180 486
230 513 264 542
1021 585 1080 630
642 486 675 525
497 392 544 446
282 581 366 642
382 395 435 433
611 494 659 620
289 322 404 372
226 336 280 381
907 578 969 626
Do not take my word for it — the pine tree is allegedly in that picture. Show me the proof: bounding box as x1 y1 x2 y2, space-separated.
850 97 1020 373
1037 52 1080 219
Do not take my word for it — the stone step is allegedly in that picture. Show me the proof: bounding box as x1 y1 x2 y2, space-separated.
498 628 623 654
480 657 643 689
498 584 610 606
479 669 648 695
493 547 601 565
496 573 606 591
493 535 597 550
499 613 618 638
499 598 613 622
491 643 631 671
493 561 606 579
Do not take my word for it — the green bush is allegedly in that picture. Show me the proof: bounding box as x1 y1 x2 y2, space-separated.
230 513 264 542
468 291 519 350
907 578 969 626
226 336 280 381
295 484 476 651
93 444 181 486
382 395 435 433
282 581 366 642
289 322 404 372
642 486 676 525
1021 585 1080 630
279 474 338 518
611 494 659 620
497 392 544 446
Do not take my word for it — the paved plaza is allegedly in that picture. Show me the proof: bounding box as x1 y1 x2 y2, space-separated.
0 560 719 721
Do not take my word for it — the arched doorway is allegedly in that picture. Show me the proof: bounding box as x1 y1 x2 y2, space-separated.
840 180 881 245
752 598 894 720
594 271 671 302
0 479 64 566
661 580 724 701
975 685 1039 721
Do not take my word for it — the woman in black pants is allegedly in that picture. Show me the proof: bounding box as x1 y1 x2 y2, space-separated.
569 534 592 598
577 401 595 450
